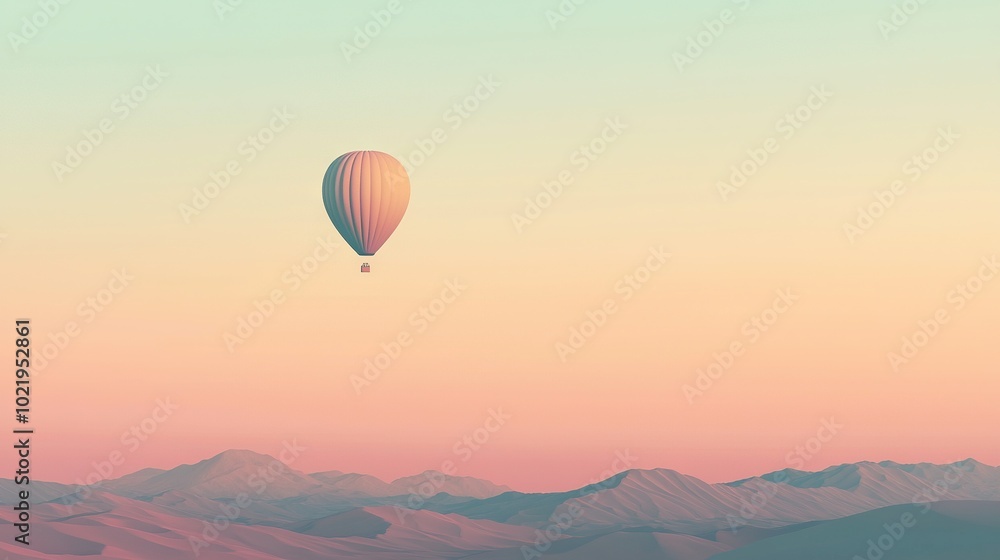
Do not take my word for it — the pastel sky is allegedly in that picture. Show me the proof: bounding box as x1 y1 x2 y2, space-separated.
1 0 998 492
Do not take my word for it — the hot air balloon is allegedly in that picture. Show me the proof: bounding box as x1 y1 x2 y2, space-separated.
322 151 410 270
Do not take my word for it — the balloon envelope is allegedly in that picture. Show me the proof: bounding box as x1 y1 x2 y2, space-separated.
322 151 410 256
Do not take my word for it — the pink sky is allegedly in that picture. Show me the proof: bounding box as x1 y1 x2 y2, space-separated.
4 0 999 493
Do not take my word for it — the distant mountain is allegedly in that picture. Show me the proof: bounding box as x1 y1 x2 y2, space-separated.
105 449 325 500
309 471 400 497
0 478 78 505
101 467 167 490
429 460 1000 535
390 470 513 499
0 491 542 560
95 450 510 505
745 459 1000 500
1 453 997 559
306 469 513 500
710 500 1000 560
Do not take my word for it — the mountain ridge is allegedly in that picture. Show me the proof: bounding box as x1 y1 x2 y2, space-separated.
1 453 997 559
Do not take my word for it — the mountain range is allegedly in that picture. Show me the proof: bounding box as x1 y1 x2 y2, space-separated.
2 451 998 559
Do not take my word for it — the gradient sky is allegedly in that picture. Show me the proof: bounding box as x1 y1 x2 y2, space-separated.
1 0 998 492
